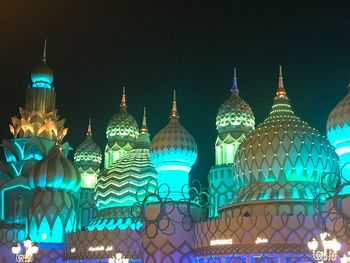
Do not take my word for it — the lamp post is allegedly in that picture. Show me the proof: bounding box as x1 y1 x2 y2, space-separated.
307 232 341 262
108 252 129 263
11 239 39 263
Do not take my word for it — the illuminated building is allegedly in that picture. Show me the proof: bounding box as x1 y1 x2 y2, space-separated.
104 87 139 169
208 68 255 218
1 42 350 263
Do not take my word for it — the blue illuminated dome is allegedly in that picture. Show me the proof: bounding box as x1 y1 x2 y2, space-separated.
30 40 54 89
232 67 338 204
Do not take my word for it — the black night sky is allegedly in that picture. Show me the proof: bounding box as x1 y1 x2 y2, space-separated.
1 1 350 185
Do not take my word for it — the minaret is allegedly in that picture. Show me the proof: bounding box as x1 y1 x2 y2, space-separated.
105 87 139 168
74 118 102 188
150 91 198 200
9 39 67 141
74 119 102 229
209 68 255 217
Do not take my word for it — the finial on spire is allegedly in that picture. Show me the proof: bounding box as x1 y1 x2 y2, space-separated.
86 118 92 136
276 65 286 96
170 90 179 118
231 67 239 93
42 39 47 63
140 107 148 133
120 86 127 108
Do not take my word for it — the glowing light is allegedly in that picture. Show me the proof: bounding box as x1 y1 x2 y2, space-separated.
70 248 76 253
41 233 47 240
12 239 38 262
255 237 268 244
88 246 105 252
210 239 233 246
307 232 341 262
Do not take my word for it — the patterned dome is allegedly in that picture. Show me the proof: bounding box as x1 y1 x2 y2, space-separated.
74 119 102 165
216 69 255 135
31 40 54 88
29 144 81 193
95 113 157 212
106 88 139 140
327 87 350 148
234 67 338 203
150 92 198 166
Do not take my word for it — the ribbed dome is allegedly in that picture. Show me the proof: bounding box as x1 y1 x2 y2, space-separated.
31 40 54 87
216 69 255 135
233 67 338 203
327 88 350 148
74 119 102 165
29 144 81 193
106 88 139 140
150 92 198 165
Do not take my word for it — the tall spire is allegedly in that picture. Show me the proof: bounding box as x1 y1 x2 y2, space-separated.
140 107 148 133
231 67 239 93
86 118 92 136
42 39 47 63
120 86 127 108
276 65 286 96
170 90 179 118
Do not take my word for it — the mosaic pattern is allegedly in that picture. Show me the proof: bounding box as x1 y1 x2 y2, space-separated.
327 90 350 130
106 107 139 140
235 88 338 199
216 92 255 135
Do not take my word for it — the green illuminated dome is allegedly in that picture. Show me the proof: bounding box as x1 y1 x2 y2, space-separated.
216 69 255 135
74 119 102 165
106 87 139 140
31 40 54 87
327 86 350 146
232 67 338 203
92 109 157 230
29 144 81 193
150 91 198 164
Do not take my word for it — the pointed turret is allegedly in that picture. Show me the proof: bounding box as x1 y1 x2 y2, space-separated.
120 86 127 108
140 107 148 134
276 65 286 96
86 118 92 136
170 90 179 118
231 67 239 93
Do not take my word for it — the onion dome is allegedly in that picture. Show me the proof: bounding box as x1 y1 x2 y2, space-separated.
150 91 198 166
31 39 54 88
94 109 157 216
106 87 139 140
327 85 350 156
29 144 81 193
74 118 102 165
232 66 338 203
216 68 255 135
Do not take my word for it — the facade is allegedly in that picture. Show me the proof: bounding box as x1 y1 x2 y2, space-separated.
1 43 350 263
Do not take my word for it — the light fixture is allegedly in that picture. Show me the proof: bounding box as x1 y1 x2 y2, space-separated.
307 232 341 262
340 252 350 263
11 239 39 262
108 252 129 263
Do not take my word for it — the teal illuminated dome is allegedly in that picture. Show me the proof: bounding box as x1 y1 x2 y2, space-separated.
216 68 255 135
106 87 139 140
327 86 350 152
232 67 338 203
74 119 102 165
29 144 81 193
30 40 54 88
150 91 198 166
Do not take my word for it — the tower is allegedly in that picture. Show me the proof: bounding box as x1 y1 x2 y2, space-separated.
92 108 157 230
104 87 139 168
150 91 198 200
74 119 102 229
209 68 255 217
